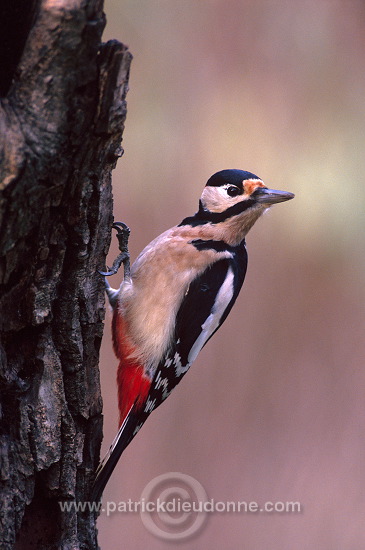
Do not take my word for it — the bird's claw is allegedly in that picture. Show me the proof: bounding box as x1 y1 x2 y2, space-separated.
99 222 131 279
98 268 117 277
112 221 130 236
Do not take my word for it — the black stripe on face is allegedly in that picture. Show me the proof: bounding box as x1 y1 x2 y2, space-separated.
189 239 241 254
179 198 256 227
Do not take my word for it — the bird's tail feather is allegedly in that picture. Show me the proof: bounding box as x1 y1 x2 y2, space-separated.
91 405 139 503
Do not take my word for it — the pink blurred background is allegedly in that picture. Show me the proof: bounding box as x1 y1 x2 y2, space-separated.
98 2 365 548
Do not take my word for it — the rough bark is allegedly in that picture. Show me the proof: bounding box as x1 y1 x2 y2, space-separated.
0 1 131 548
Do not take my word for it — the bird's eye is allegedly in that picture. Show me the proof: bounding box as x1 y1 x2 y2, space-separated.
227 186 240 197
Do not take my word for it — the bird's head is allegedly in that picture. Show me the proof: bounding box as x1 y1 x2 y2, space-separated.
197 169 294 242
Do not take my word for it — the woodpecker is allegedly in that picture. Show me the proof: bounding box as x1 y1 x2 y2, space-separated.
92 169 294 501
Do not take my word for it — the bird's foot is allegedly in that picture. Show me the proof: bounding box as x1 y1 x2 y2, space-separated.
99 222 131 279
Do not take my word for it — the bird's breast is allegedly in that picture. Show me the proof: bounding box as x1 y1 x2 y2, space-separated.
116 230 233 371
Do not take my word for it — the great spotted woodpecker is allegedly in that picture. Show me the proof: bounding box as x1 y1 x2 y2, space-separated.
92 169 294 501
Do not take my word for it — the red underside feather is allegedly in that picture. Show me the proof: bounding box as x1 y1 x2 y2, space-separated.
112 310 151 426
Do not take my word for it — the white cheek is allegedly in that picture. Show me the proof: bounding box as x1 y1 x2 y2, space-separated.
201 187 247 212
201 186 226 203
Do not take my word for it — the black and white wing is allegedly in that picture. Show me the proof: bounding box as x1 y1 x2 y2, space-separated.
146 239 248 410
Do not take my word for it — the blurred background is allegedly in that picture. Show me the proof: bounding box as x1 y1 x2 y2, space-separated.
98 1 365 548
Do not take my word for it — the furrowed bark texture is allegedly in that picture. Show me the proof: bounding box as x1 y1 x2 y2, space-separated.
0 1 131 548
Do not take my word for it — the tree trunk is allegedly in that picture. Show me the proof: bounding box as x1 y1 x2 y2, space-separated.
0 1 131 548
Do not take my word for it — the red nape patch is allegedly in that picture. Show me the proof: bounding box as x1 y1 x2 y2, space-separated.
112 311 151 426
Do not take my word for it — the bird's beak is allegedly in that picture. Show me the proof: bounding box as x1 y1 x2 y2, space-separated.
253 187 295 204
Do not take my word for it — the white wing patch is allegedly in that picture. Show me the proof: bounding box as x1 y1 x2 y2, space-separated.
164 344 190 378
144 396 157 413
187 265 235 364
133 422 144 436
154 369 172 400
